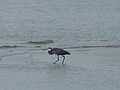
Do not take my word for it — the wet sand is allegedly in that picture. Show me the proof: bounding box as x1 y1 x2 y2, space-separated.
0 47 120 90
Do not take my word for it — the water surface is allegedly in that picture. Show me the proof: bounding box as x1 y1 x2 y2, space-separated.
0 0 120 90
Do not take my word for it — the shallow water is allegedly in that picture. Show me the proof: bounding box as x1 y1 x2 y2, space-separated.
0 0 120 90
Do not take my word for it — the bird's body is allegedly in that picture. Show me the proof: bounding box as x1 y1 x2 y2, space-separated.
51 48 70 55
48 47 70 64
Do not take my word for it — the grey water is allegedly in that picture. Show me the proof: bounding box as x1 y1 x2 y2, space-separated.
0 0 120 90
0 0 120 47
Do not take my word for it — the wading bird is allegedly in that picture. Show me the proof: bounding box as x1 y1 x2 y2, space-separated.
48 47 70 64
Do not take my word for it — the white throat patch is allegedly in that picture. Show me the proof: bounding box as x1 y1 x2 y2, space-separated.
48 48 52 51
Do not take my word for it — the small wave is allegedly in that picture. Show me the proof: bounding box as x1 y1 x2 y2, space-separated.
40 44 120 51
0 63 48 70
26 40 54 45
0 45 23 49
65 45 120 49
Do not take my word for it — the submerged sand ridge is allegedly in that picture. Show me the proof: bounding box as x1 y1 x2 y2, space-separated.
0 40 54 49
1 44 120 49
0 45 22 49
26 40 54 45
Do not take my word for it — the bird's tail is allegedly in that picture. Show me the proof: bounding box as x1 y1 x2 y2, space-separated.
66 51 70 55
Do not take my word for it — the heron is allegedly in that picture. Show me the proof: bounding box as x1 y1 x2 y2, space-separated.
48 47 70 64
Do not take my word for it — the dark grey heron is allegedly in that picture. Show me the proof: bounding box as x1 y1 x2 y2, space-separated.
48 47 70 64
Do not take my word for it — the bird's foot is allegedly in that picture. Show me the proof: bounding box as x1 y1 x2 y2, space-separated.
53 62 56 64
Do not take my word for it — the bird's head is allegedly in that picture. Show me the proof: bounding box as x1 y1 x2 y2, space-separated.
47 47 53 55
48 47 52 51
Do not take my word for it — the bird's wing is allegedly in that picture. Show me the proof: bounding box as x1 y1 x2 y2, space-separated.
52 48 70 55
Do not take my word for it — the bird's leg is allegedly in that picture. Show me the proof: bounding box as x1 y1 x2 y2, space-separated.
53 55 59 64
62 55 65 64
